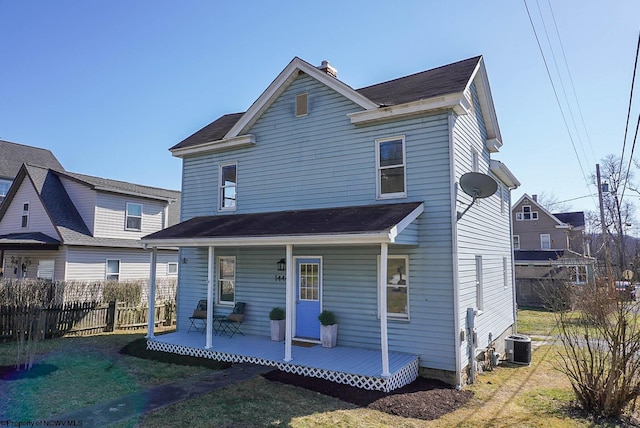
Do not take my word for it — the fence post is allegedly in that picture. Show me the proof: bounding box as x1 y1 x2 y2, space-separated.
105 301 116 332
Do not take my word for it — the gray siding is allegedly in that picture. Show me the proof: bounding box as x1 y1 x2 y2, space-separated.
512 197 568 251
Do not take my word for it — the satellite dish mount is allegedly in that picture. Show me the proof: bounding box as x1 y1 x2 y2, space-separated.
456 172 498 221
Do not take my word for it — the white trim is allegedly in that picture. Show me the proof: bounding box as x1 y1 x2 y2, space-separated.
167 262 178 275
146 248 157 339
475 255 484 311
540 234 551 250
125 202 143 231
105 258 121 281
375 135 407 199
226 57 377 138
21 201 30 228
217 255 236 306
206 247 215 349
377 255 410 321
489 159 519 189
284 244 294 362
379 243 390 377
349 93 471 126
171 134 256 158
513 235 520 250
218 162 238 212
485 138 502 153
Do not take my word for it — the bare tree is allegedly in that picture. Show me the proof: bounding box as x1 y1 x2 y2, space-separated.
535 191 573 213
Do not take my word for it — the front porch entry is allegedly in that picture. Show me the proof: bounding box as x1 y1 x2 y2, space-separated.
295 257 321 341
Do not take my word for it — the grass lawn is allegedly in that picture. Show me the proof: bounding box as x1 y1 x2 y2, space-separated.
3 310 636 427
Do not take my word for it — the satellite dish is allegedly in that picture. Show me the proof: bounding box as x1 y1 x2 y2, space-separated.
457 172 498 221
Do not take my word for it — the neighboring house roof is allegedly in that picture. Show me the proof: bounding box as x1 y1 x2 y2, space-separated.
553 211 585 228
0 232 60 250
170 56 501 156
512 193 573 228
0 163 181 248
514 249 594 263
143 202 423 246
0 140 63 180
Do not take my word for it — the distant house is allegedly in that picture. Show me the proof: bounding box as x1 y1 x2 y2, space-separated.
142 56 519 391
512 194 595 306
0 163 180 284
0 140 64 203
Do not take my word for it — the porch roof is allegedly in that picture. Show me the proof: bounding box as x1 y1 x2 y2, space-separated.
142 202 423 247
0 232 60 250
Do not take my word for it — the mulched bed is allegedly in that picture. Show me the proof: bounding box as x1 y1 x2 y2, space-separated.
262 370 473 420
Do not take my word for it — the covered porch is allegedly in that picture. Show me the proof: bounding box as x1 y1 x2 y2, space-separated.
142 202 424 391
148 331 419 392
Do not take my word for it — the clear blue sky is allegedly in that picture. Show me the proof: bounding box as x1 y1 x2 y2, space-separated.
1 1 639 216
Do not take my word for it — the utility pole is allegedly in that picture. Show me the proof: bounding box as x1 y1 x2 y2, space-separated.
596 164 613 284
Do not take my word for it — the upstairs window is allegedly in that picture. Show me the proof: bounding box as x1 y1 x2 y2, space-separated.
125 203 142 231
516 205 538 221
540 234 551 250
21 203 30 228
219 163 237 210
376 136 406 199
0 178 11 197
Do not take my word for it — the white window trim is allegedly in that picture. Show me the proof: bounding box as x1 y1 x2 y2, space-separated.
21 202 30 229
503 257 509 289
37 260 55 280
513 235 520 250
568 265 588 284
219 162 238 211
377 255 410 320
375 135 407 200
217 256 236 306
475 255 484 310
106 259 121 281
471 148 479 172
540 234 551 250
167 262 178 275
125 202 143 231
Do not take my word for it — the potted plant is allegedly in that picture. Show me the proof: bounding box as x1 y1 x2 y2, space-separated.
318 310 337 348
269 307 286 341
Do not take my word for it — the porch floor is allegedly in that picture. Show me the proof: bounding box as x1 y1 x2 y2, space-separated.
147 331 419 392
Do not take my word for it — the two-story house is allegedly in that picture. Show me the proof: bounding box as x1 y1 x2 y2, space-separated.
0 139 64 204
512 194 595 306
142 56 519 391
0 163 180 285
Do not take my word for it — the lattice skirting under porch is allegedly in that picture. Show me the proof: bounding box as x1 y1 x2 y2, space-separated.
147 339 418 392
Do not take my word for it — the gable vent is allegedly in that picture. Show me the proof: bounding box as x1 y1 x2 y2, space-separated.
296 93 308 117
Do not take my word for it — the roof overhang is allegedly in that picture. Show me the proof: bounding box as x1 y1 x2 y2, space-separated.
490 159 520 189
0 233 60 251
141 202 424 248
170 134 256 158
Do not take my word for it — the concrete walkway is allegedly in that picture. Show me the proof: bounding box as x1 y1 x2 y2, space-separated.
45 363 272 427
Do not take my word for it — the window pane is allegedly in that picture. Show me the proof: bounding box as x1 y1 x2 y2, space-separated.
126 217 142 230
223 187 236 208
0 179 11 196
218 257 235 303
387 287 408 314
386 258 408 316
380 167 405 194
222 165 236 185
107 260 120 274
299 263 319 301
127 203 142 216
379 140 403 167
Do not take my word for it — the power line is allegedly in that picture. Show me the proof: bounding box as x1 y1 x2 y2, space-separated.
619 30 640 205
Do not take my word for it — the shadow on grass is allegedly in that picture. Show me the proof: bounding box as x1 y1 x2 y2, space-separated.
0 363 58 381
119 338 231 370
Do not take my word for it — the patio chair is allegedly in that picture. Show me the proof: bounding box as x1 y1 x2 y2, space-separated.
187 299 208 333
218 302 246 338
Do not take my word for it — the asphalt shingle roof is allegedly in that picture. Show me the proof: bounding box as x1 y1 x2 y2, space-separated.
553 211 585 228
0 140 63 180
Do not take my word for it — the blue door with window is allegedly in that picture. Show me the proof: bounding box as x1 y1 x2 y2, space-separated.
295 258 322 340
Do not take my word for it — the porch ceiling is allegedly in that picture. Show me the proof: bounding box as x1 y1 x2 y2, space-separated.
142 202 424 247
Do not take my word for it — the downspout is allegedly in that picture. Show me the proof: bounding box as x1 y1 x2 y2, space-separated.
509 189 518 333
448 112 463 389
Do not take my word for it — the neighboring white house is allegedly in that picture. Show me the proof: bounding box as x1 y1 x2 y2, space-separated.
0 163 180 282
142 56 520 391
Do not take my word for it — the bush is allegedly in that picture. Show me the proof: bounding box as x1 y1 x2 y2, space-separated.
318 310 336 326
269 307 285 320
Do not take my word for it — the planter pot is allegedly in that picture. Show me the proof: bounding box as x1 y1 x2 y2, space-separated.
270 319 286 341
320 324 338 348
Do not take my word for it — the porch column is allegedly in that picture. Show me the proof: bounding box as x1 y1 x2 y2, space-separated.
206 246 215 349
284 244 293 362
146 247 157 339
379 243 390 376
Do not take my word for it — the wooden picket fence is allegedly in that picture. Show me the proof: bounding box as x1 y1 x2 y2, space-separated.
0 301 175 341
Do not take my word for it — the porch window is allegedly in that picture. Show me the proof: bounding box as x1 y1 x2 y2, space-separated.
568 265 587 284
219 163 237 210
125 203 142 231
37 260 55 280
217 256 236 304
376 136 406 199
106 259 120 281
21 203 30 228
380 256 409 319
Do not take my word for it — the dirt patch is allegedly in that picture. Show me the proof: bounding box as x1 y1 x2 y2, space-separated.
262 370 472 420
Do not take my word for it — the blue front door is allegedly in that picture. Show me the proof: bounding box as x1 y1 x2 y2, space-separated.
295 258 322 340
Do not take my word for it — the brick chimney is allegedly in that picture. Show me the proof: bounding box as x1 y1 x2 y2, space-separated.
532 194 537 202
318 60 337 78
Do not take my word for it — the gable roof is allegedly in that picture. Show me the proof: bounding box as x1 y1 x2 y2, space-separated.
0 140 63 180
512 193 572 228
0 164 181 248
142 202 423 247
170 55 501 157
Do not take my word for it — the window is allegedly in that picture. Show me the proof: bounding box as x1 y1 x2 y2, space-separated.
499 185 505 214
21 203 29 228
167 262 178 275
376 136 406 198
475 255 483 310
125 203 142 231
37 260 55 280
217 256 236 304
540 234 551 250
380 256 409 319
503 257 509 289
516 205 538 221
513 235 520 250
219 163 237 210
106 259 120 281
295 93 308 117
568 265 587 284
0 178 11 197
